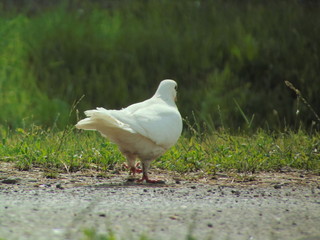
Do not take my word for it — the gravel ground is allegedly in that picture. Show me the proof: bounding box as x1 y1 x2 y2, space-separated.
0 162 320 240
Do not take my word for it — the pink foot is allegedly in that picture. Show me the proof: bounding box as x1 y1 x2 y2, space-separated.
137 176 165 184
123 162 142 174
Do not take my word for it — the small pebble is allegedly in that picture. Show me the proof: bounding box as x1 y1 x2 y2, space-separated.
274 184 282 189
231 190 241 196
169 215 179 220
56 184 64 190
2 179 19 184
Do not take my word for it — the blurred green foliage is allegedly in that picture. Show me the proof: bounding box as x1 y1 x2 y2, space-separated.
0 0 319 130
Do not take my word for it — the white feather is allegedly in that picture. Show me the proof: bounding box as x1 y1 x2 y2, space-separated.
75 79 183 182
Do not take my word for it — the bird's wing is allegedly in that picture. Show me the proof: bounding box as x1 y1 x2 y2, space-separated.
107 98 182 148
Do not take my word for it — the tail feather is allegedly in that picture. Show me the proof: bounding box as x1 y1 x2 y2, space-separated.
75 109 135 134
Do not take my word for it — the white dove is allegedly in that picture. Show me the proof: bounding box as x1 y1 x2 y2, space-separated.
75 79 182 183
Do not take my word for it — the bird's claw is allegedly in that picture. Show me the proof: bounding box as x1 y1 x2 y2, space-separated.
123 162 142 174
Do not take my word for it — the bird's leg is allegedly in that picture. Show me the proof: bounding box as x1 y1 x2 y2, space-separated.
123 154 142 175
123 162 142 175
137 160 164 184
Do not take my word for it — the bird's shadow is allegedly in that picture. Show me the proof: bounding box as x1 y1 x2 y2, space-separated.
88 179 172 189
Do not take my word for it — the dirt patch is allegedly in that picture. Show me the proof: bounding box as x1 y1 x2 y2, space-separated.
1 161 319 190
1 161 320 240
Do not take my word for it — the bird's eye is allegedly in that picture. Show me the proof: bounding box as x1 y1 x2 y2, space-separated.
175 85 178 90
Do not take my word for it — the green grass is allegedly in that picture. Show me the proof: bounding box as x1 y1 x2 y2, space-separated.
0 125 123 172
82 228 198 240
82 229 117 240
82 229 154 240
1 125 319 175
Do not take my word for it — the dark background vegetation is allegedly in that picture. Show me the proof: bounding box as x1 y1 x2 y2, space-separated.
1 0 320 131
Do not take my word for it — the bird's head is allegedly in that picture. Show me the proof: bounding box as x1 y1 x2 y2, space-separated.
154 79 178 103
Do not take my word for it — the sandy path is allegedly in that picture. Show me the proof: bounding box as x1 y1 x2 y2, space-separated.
0 162 320 240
